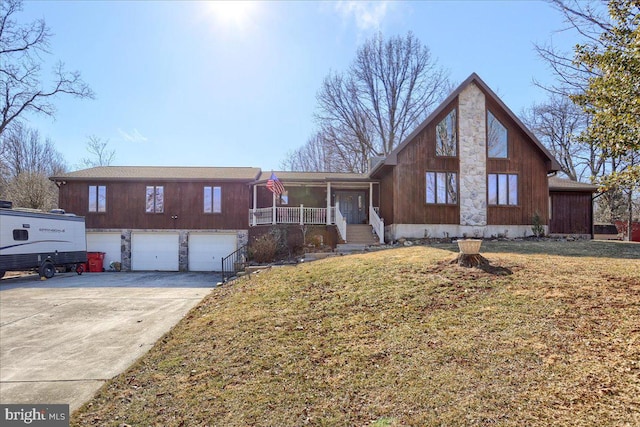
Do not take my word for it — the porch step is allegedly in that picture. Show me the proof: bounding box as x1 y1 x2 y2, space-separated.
336 243 367 253
345 224 380 245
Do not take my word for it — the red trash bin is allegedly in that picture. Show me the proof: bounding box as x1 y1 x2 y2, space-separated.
87 252 105 272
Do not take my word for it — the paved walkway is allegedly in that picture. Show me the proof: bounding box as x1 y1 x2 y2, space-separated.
0 272 217 411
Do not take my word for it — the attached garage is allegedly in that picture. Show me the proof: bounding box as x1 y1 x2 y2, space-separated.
86 232 122 269
188 233 237 272
131 232 179 271
548 177 597 237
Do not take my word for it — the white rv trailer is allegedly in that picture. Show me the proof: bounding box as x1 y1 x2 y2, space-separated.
0 205 87 279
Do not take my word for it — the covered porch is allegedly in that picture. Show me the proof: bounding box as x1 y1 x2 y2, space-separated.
249 172 384 244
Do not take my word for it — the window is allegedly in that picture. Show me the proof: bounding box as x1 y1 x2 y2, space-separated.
13 229 28 241
88 185 106 212
487 111 508 158
436 109 457 156
279 190 289 205
488 174 518 205
204 186 221 213
426 172 458 204
146 186 164 213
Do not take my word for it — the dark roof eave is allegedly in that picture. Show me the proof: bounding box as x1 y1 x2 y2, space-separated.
549 186 598 193
50 176 258 183
253 177 378 185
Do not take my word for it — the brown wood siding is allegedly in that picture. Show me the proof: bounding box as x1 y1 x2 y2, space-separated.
485 96 549 225
379 168 394 224
549 191 593 234
59 180 251 230
394 98 460 224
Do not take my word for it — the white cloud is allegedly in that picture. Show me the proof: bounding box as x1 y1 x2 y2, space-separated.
118 128 148 143
334 1 391 31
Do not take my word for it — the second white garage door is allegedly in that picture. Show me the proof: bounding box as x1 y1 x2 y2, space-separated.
131 232 179 271
188 233 237 272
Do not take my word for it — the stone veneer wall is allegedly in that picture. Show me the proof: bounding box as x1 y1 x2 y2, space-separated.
458 83 487 227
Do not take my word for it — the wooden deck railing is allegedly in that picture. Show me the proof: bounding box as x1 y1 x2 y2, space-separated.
249 205 332 226
369 205 384 244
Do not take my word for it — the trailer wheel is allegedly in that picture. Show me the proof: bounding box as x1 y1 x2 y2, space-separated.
39 261 56 279
76 264 84 275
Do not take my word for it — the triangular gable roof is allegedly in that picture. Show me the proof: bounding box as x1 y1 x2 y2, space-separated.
370 73 561 176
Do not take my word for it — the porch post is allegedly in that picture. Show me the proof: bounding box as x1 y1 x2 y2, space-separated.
369 182 374 209
252 184 257 226
272 191 276 225
326 182 331 225
300 204 304 225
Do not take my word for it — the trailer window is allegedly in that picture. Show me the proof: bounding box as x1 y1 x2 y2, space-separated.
13 229 28 241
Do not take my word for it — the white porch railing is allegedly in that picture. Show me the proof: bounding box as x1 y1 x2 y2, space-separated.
248 204 367 244
334 202 347 242
369 205 384 244
249 205 331 226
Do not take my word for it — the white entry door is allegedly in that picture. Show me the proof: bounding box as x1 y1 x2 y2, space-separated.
188 233 237 272
131 232 179 271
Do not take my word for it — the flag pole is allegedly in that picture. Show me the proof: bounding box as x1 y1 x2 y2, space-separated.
272 186 277 224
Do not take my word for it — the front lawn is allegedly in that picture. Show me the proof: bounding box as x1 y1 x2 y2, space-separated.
73 241 640 426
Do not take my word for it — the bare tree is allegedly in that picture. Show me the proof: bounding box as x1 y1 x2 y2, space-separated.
534 0 610 96
521 94 601 181
0 122 66 210
81 135 115 167
0 0 94 136
281 130 368 173
294 32 449 172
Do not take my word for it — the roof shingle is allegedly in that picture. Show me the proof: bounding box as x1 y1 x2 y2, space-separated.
51 166 262 181
549 176 598 192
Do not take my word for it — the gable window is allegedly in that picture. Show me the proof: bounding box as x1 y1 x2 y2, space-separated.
145 186 164 213
436 109 457 156
204 186 221 213
88 185 106 212
426 171 458 204
487 111 508 158
488 173 518 205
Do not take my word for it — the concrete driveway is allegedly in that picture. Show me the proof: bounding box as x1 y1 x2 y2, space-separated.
0 271 219 411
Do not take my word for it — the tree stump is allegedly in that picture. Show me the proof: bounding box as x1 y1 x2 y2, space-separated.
455 239 485 267
455 253 490 268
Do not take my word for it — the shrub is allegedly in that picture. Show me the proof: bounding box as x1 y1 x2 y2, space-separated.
531 212 545 238
248 234 278 263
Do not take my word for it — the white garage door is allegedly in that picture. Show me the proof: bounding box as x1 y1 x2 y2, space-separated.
86 232 121 268
188 233 237 272
132 232 179 271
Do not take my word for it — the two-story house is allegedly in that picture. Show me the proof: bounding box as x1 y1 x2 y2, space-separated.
50 74 596 272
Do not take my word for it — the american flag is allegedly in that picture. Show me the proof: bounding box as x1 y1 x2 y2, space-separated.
266 172 285 195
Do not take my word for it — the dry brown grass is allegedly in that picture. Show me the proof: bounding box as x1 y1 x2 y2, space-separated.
72 242 640 426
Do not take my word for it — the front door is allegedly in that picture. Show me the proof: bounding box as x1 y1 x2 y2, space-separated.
335 191 366 224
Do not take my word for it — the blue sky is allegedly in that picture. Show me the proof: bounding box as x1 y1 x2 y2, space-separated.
17 0 576 171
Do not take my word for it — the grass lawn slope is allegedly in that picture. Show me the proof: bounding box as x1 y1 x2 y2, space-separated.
73 241 640 426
